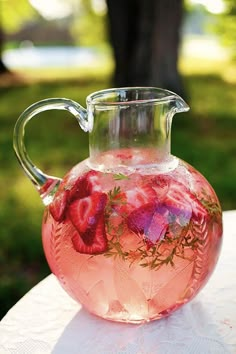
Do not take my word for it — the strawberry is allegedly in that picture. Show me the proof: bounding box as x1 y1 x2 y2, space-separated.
127 202 156 235
164 188 192 224
152 174 170 198
49 170 102 223
187 193 208 220
127 202 169 247
84 170 102 193
68 174 89 201
71 216 108 254
164 185 207 223
125 184 157 209
39 178 59 197
68 191 108 254
110 183 157 217
154 174 171 189
154 174 208 223
49 170 108 254
116 152 132 160
68 192 107 235
146 212 168 244
68 171 101 202
49 189 69 222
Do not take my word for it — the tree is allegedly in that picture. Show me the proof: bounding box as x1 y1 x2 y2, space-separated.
71 0 108 47
0 0 36 74
0 31 8 73
106 0 184 96
214 0 236 60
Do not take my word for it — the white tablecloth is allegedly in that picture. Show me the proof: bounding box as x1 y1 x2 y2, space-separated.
0 211 235 354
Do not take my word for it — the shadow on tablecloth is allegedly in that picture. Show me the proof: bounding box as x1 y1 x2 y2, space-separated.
52 299 231 354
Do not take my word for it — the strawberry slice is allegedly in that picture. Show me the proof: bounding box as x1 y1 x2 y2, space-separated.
111 183 157 216
146 212 168 244
49 170 102 223
49 189 69 222
39 178 59 197
125 184 157 209
152 174 170 199
71 216 108 254
187 193 208 220
69 191 108 254
127 203 156 235
127 202 168 246
164 185 207 223
68 192 107 235
68 171 102 202
164 188 192 224
86 170 102 193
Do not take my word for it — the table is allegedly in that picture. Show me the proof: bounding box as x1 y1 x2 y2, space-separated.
0 210 235 354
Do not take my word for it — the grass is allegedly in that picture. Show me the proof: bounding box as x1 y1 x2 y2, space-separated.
0 56 236 319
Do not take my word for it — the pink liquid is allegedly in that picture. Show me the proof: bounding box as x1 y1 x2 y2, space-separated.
42 150 222 323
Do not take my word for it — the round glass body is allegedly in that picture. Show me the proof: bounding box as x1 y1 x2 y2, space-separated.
42 149 222 323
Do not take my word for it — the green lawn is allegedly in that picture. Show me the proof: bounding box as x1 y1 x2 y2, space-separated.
0 58 236 319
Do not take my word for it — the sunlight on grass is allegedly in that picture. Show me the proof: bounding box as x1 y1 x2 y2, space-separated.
222 64 236 84
15 59 114 83
179 57 236 83
6 55 236 86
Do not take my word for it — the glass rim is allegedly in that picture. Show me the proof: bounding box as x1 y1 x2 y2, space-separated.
86 87 179 106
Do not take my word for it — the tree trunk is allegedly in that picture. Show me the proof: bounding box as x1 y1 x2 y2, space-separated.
106 0 184 96
0 58 9 74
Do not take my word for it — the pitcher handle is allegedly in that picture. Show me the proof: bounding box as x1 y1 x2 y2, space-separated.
13 98 88 205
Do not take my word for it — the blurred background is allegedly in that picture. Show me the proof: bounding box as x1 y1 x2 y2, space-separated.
0 0 235 319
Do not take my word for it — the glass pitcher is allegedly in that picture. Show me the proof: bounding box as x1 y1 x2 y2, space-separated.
13 87 222 323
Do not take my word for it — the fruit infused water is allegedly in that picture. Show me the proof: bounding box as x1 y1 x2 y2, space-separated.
42 149 222 323
14 88 223 323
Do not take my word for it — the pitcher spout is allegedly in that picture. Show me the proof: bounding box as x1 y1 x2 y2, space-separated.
172 94 190 114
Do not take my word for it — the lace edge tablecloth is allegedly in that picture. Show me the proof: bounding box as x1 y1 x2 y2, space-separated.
0 211 235 354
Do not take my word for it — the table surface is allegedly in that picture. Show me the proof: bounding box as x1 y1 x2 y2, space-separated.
0 210 236 354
